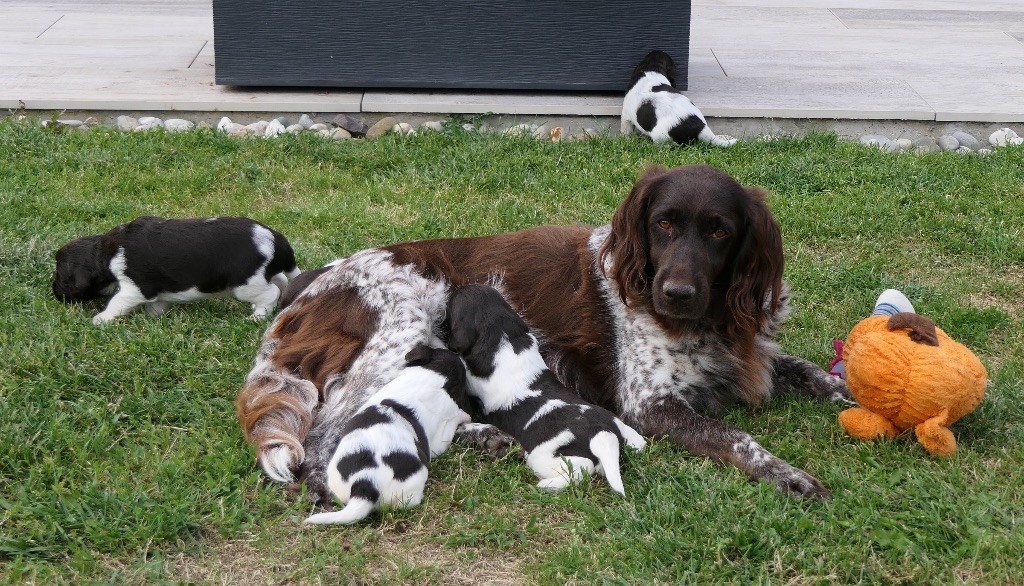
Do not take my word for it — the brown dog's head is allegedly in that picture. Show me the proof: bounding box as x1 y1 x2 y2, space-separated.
599 164 784 340
52 235 116 303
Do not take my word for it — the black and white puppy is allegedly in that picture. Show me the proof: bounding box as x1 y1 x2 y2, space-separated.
305 345 472 525
447 284 646 495
52 216 300 324
621 50 735 147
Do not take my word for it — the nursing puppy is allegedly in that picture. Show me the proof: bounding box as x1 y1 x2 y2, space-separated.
52 216 300 324
447 284 646 494
305 345 472 525
621 50 735 147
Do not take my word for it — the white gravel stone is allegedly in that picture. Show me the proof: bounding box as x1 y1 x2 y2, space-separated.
392 122 415 135
138 116 163 127
164 118 195 133
330 127 352 140
298 114 315 129
273 116 290 127
420 120 444 132
978 148 993 155
133 123 161 132
217 117 233 132
859 134 891 149
57 119 84 127
264 119 287 137
913 138 940 153
117 115 138 132
503 123 532 137
308 123 329 132
896 138 913 151
222 122 245 134
461 123 475 132
245 121 269 135
317 128 332 138
286 124 304 134
1010 136 1024 146
532 124 551 139
955 146 973 154
937 135 960 152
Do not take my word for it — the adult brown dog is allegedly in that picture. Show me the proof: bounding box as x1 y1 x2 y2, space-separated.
237 164 849 502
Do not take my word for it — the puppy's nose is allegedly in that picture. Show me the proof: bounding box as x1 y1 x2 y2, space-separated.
662 282 696 301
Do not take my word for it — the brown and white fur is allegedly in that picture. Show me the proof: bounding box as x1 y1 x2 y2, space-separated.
237 164 850 503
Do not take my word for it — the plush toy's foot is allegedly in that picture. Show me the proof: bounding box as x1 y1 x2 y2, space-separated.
839 407 898 441
915 409 956 456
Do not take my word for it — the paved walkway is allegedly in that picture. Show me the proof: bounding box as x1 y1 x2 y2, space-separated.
2 0 1023 121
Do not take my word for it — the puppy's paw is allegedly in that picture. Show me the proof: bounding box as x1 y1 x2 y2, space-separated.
92 312 115 325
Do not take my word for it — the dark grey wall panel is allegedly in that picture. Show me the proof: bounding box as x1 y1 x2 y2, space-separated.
212 0 691 91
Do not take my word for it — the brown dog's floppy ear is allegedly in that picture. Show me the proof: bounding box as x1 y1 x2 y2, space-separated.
600 165 669 306
725 186 784 340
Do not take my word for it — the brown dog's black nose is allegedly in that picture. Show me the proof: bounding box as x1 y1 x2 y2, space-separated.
663 282 696 301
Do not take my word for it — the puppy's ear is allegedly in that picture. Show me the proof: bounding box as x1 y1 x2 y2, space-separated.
599 165 668 306
725 186 784 339
404 344 435 366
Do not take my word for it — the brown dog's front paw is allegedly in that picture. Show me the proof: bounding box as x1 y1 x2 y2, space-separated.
455 422 517 457
760 460 831 499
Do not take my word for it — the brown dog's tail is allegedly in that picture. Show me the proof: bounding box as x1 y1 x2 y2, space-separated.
236 323 319 483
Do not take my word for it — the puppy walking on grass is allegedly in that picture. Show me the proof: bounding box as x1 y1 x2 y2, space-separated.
447 284 646 494
52 216 300 324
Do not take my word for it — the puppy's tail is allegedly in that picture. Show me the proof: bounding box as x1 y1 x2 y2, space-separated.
304 480 379 525
699 126 737 148
236 320 319 483
627 50 678 90
590 431 626 496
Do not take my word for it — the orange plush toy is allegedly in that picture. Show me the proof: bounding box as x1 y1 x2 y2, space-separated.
838 312 987 456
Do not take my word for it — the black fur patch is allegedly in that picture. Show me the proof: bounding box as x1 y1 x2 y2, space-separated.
345 405 393 430
348 478 380 504
667 115 706 145
382 451 425 481
380 399 430 465
336 449 376 481
636 101 658 133
651 84 683 94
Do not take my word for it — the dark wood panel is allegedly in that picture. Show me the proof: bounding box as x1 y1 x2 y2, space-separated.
213 0 691 91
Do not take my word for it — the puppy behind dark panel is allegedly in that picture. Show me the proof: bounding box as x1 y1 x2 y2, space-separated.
52 216 300 323
621 50 735 147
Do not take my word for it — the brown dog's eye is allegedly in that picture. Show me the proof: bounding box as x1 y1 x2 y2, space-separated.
657 220 672 231
711 228 728 239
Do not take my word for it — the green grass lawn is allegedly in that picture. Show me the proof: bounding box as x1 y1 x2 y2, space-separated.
1 118 1022 584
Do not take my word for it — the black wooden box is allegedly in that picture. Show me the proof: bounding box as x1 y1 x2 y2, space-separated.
212 0 690 91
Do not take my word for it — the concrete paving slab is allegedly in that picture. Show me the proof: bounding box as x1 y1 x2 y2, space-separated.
832 8 1024 30
687 77 935 120
910 77 1024 122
